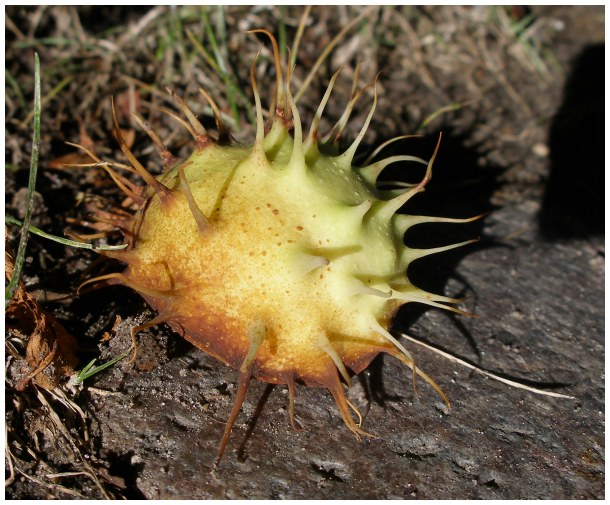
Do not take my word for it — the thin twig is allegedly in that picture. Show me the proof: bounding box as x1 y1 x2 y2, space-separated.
86 386 123 397
15 467 86 499
47 387 90 444
5 428 16 486
35 388 111 499
118 5 166 45
400 333 576 400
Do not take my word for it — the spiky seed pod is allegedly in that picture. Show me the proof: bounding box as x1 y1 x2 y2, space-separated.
80 30 478 464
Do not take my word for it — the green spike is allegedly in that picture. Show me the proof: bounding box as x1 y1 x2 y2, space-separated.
358 155 427 186
394 214 484 236
400 239 478 266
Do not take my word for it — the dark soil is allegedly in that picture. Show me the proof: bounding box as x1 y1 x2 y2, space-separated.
5 6 604 499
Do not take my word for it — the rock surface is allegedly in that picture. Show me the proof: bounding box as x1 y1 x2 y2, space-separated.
89 198 604 499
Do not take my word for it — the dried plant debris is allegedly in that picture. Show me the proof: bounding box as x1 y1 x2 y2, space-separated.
5 241 78 391
5 243 127 498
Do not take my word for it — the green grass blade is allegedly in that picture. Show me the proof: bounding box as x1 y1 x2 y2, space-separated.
79 358 98 377
170 5 185 54
202 7 225 73
5 69 27 110
186 27 219 72
190 7 255 128
5 216 128 251
13 37 96 50
6 53 41 307
214 6 228 70
76 352 129 383
417 102 463 131
278 6 287 67
202 7 240 127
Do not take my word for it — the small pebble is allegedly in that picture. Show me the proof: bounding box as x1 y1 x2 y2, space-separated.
532 143 549 158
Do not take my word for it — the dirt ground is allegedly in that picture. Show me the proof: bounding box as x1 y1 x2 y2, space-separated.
5 5 604 499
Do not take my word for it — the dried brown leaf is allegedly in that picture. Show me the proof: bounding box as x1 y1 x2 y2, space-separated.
5 240 79 390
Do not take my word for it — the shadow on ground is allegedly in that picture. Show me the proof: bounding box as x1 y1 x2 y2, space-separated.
539 43 604 239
